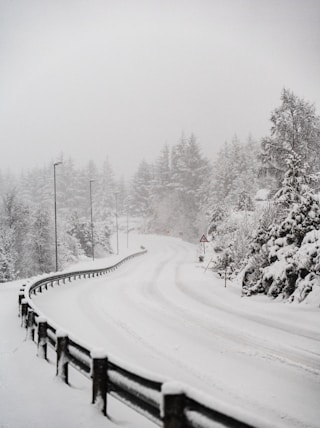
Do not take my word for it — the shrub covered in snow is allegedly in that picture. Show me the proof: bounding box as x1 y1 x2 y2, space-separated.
240 144 320 304
211 209 262 279
242 193 320 303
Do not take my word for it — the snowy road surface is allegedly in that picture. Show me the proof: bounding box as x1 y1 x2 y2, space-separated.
33 234 320 428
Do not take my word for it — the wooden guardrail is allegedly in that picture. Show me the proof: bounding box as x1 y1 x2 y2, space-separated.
18 250 263 428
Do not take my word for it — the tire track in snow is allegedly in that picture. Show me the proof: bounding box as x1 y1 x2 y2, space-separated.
122 239 320 376
103 239 319 379
145 260 320 375
33 236 320 428
174 269 320 373
90 239 319 428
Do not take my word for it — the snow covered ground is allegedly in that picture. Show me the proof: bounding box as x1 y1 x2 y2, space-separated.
1 233 320 427
0 239 154 428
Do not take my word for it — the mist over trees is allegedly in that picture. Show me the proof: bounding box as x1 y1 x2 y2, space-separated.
129 134 211 240
1 88 319 304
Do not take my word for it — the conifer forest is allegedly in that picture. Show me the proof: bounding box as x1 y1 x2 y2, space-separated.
1 88 320 304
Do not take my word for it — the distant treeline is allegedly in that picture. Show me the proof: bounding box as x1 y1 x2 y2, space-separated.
1 88 320 295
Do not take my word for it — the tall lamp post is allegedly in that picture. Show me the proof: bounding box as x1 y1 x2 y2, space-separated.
90 179 95 262
53 161 62 271
114 192 119 255
126 210 129 249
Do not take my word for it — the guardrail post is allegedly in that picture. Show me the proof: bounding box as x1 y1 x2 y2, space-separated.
37 318 48 359
21 299 28 328
91 350 108 416
27 308 35 341
18 293 24 317
162 383 185 428
56 333 69 384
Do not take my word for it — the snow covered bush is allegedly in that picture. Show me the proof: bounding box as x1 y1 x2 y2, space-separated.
289 230 320 303
67 213 112 259
212 209 261 278
242 193 320 302
207 204 226 240
241 132 320 303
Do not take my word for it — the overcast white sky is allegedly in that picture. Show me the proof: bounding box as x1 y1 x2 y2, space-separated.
0 0 319 178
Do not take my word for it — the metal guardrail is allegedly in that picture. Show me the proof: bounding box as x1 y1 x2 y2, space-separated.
18 250 260 428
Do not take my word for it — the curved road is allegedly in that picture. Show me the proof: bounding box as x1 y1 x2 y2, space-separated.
34 235 320 428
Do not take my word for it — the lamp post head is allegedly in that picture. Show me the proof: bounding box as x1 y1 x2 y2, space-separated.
54 161 63 167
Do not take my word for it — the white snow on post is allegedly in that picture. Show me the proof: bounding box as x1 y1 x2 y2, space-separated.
91 348 108 359
56 329 68 338
161 380 185 395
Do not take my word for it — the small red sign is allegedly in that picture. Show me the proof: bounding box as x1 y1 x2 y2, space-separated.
200 235 209 243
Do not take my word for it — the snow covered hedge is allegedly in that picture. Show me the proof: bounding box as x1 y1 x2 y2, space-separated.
242 193 320 304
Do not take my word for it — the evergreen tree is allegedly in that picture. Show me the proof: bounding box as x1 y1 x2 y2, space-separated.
1 189 31 277
210 142 234 204
115 175 128 217
29 207 55 274
260 88 320 187
207 203 226 238
129 160 153 217
161 134 211 239
209 136 260 209
58 157 79 215
96 157 115 220
154 144 171 197
67 212 93 257
243 154 320 299
237 191 254 211
273 152 313 209
0 224 17 282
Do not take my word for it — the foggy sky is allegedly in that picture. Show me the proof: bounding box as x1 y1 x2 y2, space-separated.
0 0 319 178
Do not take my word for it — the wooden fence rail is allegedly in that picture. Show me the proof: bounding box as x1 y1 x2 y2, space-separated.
18 250 261 428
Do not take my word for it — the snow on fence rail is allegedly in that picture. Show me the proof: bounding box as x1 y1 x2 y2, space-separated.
18 250 261 428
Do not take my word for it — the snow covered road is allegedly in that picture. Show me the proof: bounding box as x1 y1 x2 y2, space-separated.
33 234 320 428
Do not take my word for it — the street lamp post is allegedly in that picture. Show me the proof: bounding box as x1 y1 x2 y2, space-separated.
114 192 119 255
126 210 129 249
90 179 95 262
53 161 62 271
